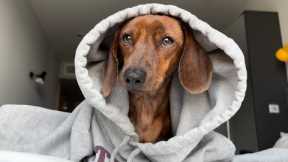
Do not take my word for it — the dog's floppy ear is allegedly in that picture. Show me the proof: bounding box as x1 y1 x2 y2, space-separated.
178 27 212 94
101 31 120 97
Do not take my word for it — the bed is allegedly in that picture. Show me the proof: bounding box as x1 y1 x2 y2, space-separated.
233 132 288 162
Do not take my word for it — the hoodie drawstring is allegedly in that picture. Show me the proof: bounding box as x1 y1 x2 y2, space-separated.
110 136 130 162
127 148 141 162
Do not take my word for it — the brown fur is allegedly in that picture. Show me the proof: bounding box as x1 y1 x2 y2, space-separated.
101 15 212 143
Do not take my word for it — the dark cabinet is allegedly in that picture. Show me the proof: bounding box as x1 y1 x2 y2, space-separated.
224 11 288 152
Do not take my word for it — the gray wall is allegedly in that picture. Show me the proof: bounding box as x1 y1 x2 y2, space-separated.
0 0 59 108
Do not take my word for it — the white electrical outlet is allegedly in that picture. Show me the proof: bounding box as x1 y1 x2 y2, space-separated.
268 104 280 114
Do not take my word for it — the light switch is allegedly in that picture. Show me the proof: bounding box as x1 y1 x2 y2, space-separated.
268 104 280 114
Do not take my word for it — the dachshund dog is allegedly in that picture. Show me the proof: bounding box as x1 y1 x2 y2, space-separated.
101 15 212 143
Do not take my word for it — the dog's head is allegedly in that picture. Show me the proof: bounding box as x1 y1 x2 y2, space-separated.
101 15 212 96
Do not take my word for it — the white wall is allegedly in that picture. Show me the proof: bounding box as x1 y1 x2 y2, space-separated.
244 0 288 44
0 0 59 108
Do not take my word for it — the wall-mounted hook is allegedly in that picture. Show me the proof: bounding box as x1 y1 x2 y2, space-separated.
30 71 47 85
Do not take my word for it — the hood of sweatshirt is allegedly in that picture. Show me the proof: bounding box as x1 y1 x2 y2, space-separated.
74 3 247 162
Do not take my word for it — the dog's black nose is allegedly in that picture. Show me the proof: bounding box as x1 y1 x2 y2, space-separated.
124 68 146 89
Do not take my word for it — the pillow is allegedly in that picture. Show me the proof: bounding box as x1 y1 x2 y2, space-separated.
274 132 288 149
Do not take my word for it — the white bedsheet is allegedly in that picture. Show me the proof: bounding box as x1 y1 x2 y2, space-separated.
274 132 288 149
0 151 74 162
233 148 288 162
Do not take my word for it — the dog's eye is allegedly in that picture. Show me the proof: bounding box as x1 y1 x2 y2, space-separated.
122 33 133 45
161 36 174 47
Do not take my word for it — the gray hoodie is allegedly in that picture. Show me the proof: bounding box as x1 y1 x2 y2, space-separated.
0 3 247 162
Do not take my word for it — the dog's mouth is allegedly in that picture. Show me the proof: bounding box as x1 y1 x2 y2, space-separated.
120 76 168 98
127 88 147 95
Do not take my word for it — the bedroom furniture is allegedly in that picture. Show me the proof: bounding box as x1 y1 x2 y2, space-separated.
225 11 288 152
58 79 84 112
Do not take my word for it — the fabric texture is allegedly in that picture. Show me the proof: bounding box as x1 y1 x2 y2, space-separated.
0 151 74 162
0 3 247 162
274 132 288 149
232 148 288 162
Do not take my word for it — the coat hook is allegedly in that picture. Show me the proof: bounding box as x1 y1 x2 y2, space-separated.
30 71 47 85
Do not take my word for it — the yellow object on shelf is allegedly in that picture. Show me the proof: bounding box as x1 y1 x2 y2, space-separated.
276 44 288 62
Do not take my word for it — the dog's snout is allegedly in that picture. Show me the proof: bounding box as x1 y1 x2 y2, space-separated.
124 68 146 89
